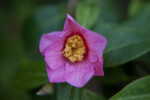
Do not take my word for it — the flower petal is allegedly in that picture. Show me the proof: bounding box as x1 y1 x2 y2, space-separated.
63 14 84 35
64 61 94 87
39 31 64 55
45 42 66 70
94 57 104 76
89 51 98 62
46 65 65 82
84 30 107 59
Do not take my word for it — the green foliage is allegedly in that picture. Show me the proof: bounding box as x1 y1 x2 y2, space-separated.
104 30 150 67
1 0 150 100
23 5 66 50
97 0 123 23
94 2 150 67
99 67 129 84
137 52 150 64
54 83 104 100
54 83 82 100
128 0 147 18
75 1 99 28
0 81 31 100
82 89 105 100
15 60 48 90
95 27 150 67
109 76 150 100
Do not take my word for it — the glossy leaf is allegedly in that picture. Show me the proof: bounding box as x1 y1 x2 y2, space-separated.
94 3 150 67
109 76 150 100
15 60 48 90
76 1 99 28
95 27 150 67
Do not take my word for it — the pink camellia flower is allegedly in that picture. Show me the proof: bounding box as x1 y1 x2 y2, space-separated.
39 14 107 87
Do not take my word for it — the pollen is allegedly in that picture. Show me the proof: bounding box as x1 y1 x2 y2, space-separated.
62 35 86 62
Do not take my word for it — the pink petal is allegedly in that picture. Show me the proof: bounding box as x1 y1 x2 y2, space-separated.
44 42 66 70
63 14 85 35
83 30 107 59
63 14 106 60
39 31 64 55
46 65 65 82
64 61 95 87
89 51 98 62
94 57 104 76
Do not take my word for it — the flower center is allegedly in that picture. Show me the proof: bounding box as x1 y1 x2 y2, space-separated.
62 35 86 62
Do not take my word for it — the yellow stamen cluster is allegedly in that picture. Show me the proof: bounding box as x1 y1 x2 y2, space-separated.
62 35 86 62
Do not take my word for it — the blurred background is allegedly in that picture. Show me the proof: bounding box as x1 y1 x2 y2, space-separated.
0 0 150 100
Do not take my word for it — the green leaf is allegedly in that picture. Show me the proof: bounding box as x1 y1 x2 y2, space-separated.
23 5 66 50
109 76 150 100
95 27 150 67
54 83 104 100
128 0 147 18
94 23 119 34
76 0 124 28
15 59 48 90
136 52 150 64
99 67 130 85
94 3 150 67
97 0 123 23
82 89 105 100
95 3 150 67
125 3 150 32
75 1 99 28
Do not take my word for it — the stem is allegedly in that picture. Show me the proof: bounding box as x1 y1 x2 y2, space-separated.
54 83 83 100
54 83 72 100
